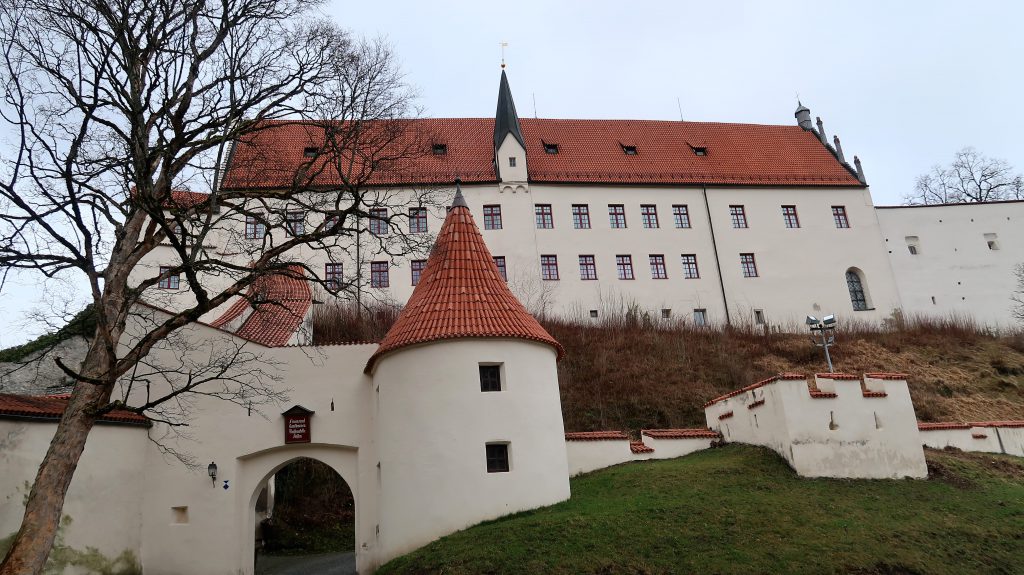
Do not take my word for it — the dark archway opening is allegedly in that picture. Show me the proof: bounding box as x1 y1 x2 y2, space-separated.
255 457 355 575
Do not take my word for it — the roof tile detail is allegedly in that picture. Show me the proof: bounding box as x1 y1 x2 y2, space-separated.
919 420 1024 431
865 372 909 380
221 118 863 190
642 428 720 439
565 431 629 441
703 373 807 407
630 441 655 454
364 200 562 372
209 265 311 347
0 393 148 425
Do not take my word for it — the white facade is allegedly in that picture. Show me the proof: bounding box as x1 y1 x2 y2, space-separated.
703 373 929 479
876 200 1024 329
919 422 1024 457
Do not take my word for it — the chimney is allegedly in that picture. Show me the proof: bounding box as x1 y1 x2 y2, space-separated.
794 102 812 130
833 135 846 163
816 117 827 144
854 156 866 184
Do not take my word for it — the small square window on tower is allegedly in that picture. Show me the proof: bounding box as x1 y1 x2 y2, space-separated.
479 364 502 392
485 443 510 473
508 157 516 167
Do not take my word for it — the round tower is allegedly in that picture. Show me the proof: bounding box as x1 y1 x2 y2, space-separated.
365 182 569 564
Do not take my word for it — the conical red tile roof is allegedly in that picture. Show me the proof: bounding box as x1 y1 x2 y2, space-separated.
364 191 563 373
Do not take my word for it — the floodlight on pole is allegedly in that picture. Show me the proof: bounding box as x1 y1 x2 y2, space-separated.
807 313 836 373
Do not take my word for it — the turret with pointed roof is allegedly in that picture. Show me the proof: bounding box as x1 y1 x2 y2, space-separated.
494 70 525 151
364 180 562 373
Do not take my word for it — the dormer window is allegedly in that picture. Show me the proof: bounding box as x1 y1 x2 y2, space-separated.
432 143 447 155
692 146 707 156
543 142 559 154
508 157 516 167
622 144 638 155
302 146 319 158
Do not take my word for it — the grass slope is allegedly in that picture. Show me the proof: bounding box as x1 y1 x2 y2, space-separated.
379 445 1024 575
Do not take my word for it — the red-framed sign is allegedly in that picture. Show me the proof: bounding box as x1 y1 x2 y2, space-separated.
282 405 314 444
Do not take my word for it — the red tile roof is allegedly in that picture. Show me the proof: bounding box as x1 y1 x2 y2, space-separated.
364 198 563 372
221 118 863 190
865 372 909 380
209 265 311 347
630 441 655 454
747 399 766 410
642 428 720 439
815 372 860 380
0 394 149 426
565 431 629 441
919 420 1024 431
703 373 806 407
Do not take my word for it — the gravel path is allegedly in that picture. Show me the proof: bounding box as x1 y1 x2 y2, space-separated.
255 551 356 575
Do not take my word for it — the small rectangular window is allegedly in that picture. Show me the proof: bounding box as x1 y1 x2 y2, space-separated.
409 208 428 234
535 204 553 229
485 443 510 473
493 256 507 281
303 146 319 158
158 266 180 290
285 210 305 235
572 204 591 229
649 255 667 279
692 146 707 156
754 309 766 325
369 208 388 236
589 309 599 318
578 255 597 280
672 205 691 229
641 205 659 229
608 205 627 229
616 255 634 280
693 308 708 326
832 206 850 228
245 215 266 239
432 143 447 155
370 261 390 288
543 142 559 154
483 205 503 230
680 254 700 279
730 205 748 229
411 260 427 286
740 253 759 278
781 205 800 229
540 255 559 280
984 233 999 250
172 506 189 524
661 309 672 319
508 157 517 167
905 236 920 255
325 263 344 291
479 364 502 392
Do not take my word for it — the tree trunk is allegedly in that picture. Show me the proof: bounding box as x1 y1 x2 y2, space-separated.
0 343 114 575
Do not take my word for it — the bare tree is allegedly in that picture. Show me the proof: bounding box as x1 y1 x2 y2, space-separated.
905 147 1024 205
1013 263 1024 326
0 1 438 572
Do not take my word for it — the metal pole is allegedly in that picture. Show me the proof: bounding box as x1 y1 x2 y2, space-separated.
822 334 834 373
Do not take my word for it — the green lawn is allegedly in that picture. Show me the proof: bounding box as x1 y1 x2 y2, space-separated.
379 445 1024 575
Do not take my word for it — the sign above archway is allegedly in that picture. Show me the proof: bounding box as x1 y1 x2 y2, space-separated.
282 405 314 444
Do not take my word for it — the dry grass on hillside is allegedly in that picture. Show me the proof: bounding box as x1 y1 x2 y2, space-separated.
549 314 1024 433
309 303 1024 434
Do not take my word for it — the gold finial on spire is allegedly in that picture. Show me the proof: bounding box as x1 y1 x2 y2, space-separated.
500 41 508 69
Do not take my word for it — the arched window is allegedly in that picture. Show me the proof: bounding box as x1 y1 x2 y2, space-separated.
846 269 868 311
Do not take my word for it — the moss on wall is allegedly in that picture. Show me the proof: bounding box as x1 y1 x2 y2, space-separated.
0 515 141 575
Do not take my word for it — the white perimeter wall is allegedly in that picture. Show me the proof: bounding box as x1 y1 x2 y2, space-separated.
704 374 928 479
372 339 570 564
0 420 148 572
920 425 1024 457
876 200 1024 329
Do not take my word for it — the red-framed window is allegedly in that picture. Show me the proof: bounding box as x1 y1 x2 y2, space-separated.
325 214 341 234
535 204 553 229
616 255 634 280
369 208 388 235
370 261 390 288
540 255 559 280
729 205 747 228
781 205 800 228
411 260 427 286
245 215 266 239
483 205 503 230
325 263 344 291
578 255 597 280
680 254 700 279
672 204 691 228
832 206 850 228
572 204 591 229
493 256 507 281
649 254 667 279
285 210 304 235
409 208 428 234
641 205 659 229
740 253 759 277
608 204 627 228
158 266 179 290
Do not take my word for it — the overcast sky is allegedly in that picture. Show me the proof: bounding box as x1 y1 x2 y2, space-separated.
2 1 1022 347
